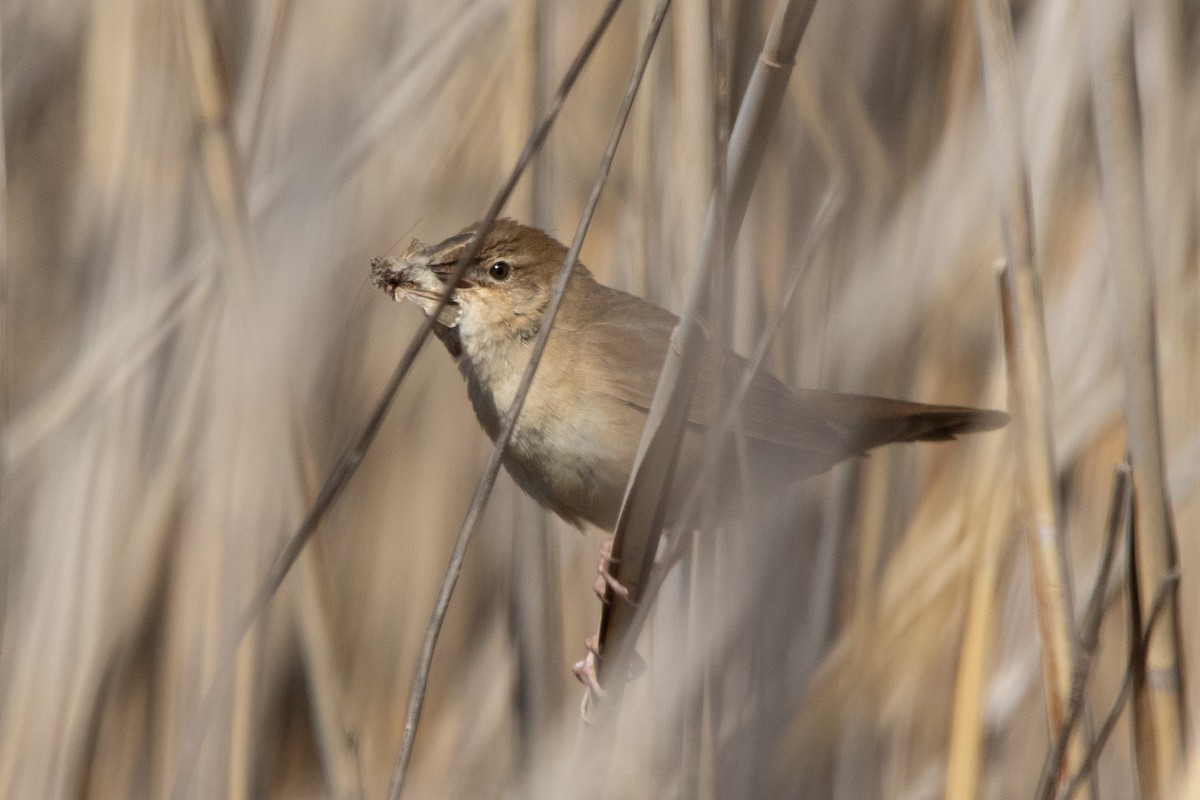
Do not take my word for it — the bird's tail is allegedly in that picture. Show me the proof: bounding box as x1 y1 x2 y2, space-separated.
793 389 1009 453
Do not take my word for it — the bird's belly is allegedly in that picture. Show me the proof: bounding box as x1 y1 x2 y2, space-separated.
462 368 636 529
501 402 634 530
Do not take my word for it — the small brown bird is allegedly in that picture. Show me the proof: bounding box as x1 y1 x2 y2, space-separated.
371 219 1007 531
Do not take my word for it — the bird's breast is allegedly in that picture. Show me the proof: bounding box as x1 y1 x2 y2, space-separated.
456 338 639 529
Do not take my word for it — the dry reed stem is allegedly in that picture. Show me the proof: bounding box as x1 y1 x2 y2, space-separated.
0 20 12 759
293 546 365 800
292 429 365 800
164 4 505 794
502 0 564 770
1085 0 1188 790
166 0 611 791
176 0 259 314
146 310 221 799
174 0 274 794
996 264 1087 793
3 1 1194 796
604 184 843 695
0 7 8 512
387 1 660 794
665 164 835 561
1035 462 1131 800
238 0 290 162
593 0 818 706
944 416 1010 800
1056 568 1180 800
691 1 729 791
626 0 659 301
974 0 1084 790
505 0 542 224
1125 484 1161 799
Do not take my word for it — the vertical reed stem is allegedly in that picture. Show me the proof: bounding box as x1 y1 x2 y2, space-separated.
1085 0 1188 791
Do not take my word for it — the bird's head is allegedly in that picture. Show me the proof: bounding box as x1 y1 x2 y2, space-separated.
371 219 582 344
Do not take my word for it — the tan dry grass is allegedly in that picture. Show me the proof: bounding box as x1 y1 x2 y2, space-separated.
0 0 1197 798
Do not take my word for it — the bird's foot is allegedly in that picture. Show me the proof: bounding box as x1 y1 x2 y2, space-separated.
571 634 647 720
593 537 631 603
573 633 604 705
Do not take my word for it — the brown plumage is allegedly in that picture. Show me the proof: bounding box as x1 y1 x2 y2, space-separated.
372 219 1008 530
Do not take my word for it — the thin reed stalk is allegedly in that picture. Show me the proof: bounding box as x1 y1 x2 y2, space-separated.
292 429 365 800
502 0 564 773
504 0 542 225
592 0 819 709
0 7 7 517
176 0 259 312
684 190 839 542
174 2 627 794
679 4 725 795
944 419 1009 800
598 184 843 699
1085 0 1188 791
386 1 665 794
1056 564 1180 800
1035 462 1131 800
238 0 290 162
974 0 1085 792
173 0 271 794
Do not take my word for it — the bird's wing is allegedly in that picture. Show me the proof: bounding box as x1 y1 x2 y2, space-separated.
580 289 852 459
579 285 1007 460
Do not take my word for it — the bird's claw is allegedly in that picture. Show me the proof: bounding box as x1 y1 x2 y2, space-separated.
573 635 605 719
572 633 649 721
594 538 631 603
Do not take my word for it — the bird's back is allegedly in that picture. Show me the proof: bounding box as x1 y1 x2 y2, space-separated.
545 279 1007 527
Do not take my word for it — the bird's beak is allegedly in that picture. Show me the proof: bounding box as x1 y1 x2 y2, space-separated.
370 236 466 328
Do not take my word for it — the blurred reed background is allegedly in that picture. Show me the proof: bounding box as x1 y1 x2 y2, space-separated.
0 0 1197 798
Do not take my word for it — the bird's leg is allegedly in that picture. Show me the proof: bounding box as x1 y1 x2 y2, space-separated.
571 633 646 719
574 539 638 717
593 536 631 602
572 634 605 707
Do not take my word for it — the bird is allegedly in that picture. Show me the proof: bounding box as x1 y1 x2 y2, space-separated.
370 218 1008 533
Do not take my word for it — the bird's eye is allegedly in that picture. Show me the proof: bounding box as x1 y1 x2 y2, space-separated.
488 260 512 281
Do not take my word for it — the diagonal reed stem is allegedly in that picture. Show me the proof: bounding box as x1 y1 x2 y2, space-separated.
1055 571 1180 800
171 2 625 797
385 0 673 795
593 0 819 708
1035 461 1131 800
